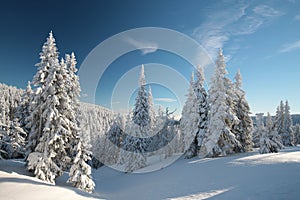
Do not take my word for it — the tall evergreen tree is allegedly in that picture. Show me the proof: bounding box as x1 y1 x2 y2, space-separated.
132 64 150 127
224 76 239 144
194 65 209 152
25 31 60 155
124 65 149 172
65 52 95 192
200 49 241 157
181 72 199 158
26 33 67 182
252 113 263 148
232 70 253 152
275 101 284 141
181 65 208 158
26 32 95 191
275 100 294 146
267 113 284 150
281 100 294 146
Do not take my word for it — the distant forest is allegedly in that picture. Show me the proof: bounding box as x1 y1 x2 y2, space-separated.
252 114 300 126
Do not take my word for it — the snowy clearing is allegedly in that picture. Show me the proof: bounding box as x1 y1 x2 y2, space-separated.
1 146 300 200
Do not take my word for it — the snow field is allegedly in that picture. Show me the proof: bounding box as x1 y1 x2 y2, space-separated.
1 146 300 200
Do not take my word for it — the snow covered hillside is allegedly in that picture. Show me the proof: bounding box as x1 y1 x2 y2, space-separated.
1 146 300 200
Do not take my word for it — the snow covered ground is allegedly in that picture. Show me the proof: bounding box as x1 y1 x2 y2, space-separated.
1 146 300 200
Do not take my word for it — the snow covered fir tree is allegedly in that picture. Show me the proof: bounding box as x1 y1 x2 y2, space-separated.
180 65 208 159
24 31 95 192
117 65 183 172
232 70 253 152
181 72 200 158
124 65 149 172
132 65 151 127
273 100 295 146
200 49 243 157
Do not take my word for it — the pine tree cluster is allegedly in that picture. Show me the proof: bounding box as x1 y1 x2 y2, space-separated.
24 32 94 193
182 49 253 158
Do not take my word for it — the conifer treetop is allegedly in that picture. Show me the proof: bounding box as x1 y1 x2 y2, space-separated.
235 69 242 88
195 65 205 86
139 64 146 86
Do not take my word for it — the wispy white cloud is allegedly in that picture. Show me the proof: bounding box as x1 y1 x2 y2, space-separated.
253 5 284 17
155 98 177 103
124 37 158 55
279 40 300 53
231 16 263 35
192 3 247 59
294 15 300 21
192 3 250 59
192 2 284 60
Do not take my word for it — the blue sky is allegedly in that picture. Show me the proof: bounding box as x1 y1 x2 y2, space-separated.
0 0 299 115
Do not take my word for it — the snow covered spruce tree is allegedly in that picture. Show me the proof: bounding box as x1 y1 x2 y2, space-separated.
26 32 68 182
132 64 150 127
124 65 148 172
267 113 284 150
275 100 294 146
200 49 241 157
282 100 294 146
181 72 199 158
194 65 209 154
259 113 283 154
232 70 253 152
181 65 208 159
65 53 95 192
275 101 284 138
25 32 94 192
25 32 60 155
224 74 240 143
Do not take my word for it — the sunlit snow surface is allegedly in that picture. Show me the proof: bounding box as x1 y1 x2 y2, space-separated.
1 146 300 200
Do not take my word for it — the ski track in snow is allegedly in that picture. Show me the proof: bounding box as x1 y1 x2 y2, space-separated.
1 146 300 200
